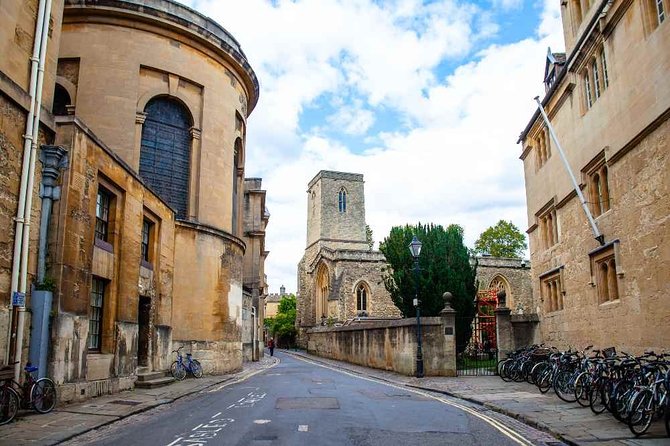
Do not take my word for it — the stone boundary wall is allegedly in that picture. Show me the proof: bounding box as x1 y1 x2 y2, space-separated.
306 314 456 377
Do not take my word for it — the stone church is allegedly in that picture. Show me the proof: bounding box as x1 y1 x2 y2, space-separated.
296 171 400 339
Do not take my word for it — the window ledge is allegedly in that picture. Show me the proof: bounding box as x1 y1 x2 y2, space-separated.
94 237 113 253
598 299 620 308
140 259 154 271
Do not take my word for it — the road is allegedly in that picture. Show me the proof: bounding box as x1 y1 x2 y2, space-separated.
63 351 564 446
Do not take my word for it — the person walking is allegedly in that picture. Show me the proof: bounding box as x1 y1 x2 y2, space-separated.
268 337 275 356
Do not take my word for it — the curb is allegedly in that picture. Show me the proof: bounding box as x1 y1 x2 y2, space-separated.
283 350 574 446
55 358 280 445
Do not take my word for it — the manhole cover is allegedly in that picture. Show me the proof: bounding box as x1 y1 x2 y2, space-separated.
109 400 141 406
276 397 339 409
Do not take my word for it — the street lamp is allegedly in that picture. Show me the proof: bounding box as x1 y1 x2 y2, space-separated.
409 235 424 378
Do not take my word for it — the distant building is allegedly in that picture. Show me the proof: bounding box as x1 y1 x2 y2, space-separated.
265 285 287 319
517 0 669 352
296 171 400 340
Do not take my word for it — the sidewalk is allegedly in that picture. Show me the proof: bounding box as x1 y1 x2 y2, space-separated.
283 350 669 446
0 356 278 445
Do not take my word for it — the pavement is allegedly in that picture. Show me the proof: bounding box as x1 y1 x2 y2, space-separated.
0 356 278 445
1 351 668 446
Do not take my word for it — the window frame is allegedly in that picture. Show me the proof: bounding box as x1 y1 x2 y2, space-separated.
589 241 622 305
539 267 564 314
95 187 112 242
338 187 347 213
88 277 106 351
356 283 368 314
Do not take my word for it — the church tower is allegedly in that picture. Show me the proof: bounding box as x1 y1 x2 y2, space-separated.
306 171 368 251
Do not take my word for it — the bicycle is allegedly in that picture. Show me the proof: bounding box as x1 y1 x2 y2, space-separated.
170 347 203 380
0 362 57 425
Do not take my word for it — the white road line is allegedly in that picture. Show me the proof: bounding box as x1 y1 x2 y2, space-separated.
165 438 183 446
191 423 203 431
298 425 309 432
291 355 533 446
211 412 222 418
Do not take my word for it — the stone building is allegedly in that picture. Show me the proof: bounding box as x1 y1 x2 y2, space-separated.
1 0 266 401
518 0 669 352
242 178 269 361
297 171 400 340
265 285 287 319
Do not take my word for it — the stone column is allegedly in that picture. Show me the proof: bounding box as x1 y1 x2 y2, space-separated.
440 292 457 377
495 290 514 356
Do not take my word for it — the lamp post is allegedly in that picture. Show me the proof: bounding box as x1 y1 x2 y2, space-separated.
409 235 424 378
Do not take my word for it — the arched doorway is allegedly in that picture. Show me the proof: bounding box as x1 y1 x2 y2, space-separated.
315 264 329 323
139 96 193 218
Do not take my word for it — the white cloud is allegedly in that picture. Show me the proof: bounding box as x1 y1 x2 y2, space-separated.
180 0 564 293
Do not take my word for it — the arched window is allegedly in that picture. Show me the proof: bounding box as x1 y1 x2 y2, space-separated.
338 187 347 213
140 97 192 218
356 283 368 313
232 138 243 234
489 275 514 311
52 84 71 116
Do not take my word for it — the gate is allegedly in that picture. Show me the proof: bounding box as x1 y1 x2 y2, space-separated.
456 289 498 376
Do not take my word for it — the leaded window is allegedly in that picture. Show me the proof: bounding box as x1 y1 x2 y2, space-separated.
356 284 367 313
140 97 192 218
338 188 347 213
95 188 111 242
141 219 152 262
88 278 105 350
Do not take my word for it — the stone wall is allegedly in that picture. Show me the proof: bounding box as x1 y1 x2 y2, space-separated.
475 256 533 316
306 314 456 377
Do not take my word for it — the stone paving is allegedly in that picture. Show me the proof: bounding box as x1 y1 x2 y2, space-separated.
0 356 278 445
282 350 669 446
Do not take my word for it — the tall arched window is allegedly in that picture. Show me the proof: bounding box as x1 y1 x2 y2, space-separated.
232 138 243 234
140 97 192 218
338 187 347 213
356 283 368 313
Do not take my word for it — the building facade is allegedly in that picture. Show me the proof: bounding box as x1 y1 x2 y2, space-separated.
518 0 669 352
296 171 400 340
1 0 266 401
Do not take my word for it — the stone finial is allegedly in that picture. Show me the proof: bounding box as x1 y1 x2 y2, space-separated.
497 289 507 308
442 292 453 310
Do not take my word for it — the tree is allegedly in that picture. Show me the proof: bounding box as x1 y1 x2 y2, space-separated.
265 294 297 348
365 224 374 250
379 223 477 353
474 220 527 258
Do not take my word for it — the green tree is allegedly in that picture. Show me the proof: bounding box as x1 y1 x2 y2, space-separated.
365 224 374 250
265 294 297 348
379 223 477 353
474 220 527 258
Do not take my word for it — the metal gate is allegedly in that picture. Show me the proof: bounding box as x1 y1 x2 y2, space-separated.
456 290 498 376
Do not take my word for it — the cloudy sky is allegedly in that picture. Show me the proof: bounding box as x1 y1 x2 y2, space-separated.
181 0 565 293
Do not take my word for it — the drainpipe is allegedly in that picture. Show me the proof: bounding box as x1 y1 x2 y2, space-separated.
29 145 68 379
251 306 257 361
534 97 605 246
7 0 54 383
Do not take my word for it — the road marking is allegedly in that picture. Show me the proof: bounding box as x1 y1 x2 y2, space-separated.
254 419 272 424
291 355 533 446
208 362 280 393
166 439 183 446
211 412 221 418
298 425 309 432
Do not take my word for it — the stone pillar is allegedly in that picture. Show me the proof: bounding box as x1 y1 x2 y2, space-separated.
495 290 514 356
440 292 457 377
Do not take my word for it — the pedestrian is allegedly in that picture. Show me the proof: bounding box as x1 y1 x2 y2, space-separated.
268 337 275 356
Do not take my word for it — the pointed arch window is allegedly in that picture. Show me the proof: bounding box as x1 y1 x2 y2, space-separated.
356 283 368 313
338 188 347 213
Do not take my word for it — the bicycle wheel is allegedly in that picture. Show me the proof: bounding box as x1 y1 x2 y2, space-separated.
499 360 513 382
170 361 187 381
190 360 203 378
31 378 57 413
628 388 654 436
496 359 508 378
590 382 607 414
531 362 549 387
0 386 19 425
574 372 591 407
554 370 577 402
612 380 634 421
537 368 553 394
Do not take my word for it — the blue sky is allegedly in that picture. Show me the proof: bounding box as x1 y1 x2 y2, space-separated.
181 0 565 293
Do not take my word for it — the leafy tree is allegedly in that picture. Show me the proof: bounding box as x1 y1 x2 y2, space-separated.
474 220 527 258
379 223 477 353
265 294 297 348
365 224 374 250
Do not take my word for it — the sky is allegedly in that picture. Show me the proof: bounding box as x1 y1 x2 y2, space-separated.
180 0 565 294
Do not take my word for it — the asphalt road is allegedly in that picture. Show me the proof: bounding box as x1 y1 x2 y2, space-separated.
63 351 562 446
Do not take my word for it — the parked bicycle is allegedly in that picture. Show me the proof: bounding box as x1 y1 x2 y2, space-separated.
0 362 57 425
170 347 203 380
